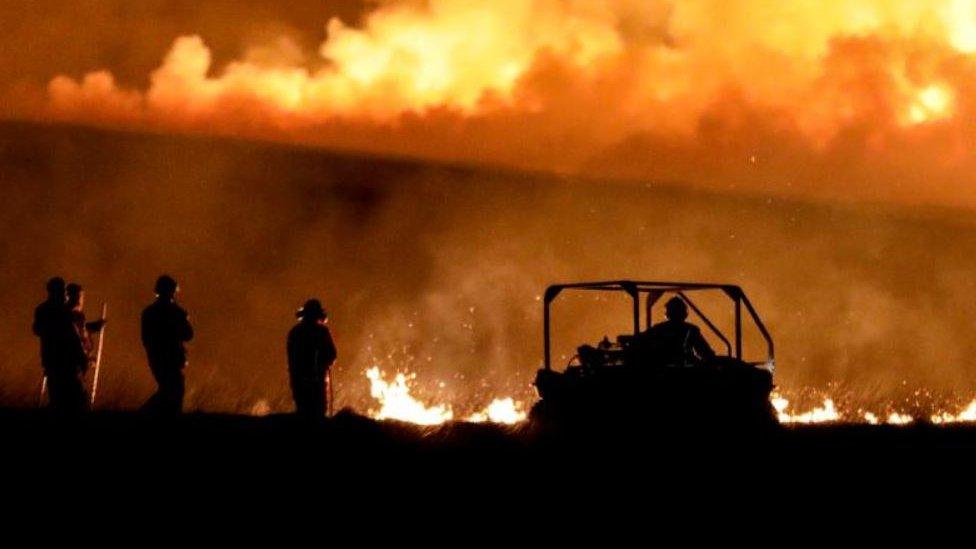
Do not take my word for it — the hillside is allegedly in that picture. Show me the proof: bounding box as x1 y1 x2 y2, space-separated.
3 120 976 416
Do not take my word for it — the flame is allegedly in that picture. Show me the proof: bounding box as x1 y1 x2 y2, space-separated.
906 84 954 124
367 370 976 427
946 0 976 52
365 367 526 425
366 367 454 425
886 412 914 425
31 0 976 197
772 393 841 424
50 1 973 130
362 373 976 427
363 378 976 426
775 393 976 425
46 1 622 123
28 0 976 211
931 399 976 423
466 398 528 424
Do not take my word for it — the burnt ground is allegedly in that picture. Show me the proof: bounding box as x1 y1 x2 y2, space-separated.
3 407 972 528
6 407 976 469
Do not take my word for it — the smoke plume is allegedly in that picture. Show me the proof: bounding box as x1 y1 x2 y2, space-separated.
5 0 976 207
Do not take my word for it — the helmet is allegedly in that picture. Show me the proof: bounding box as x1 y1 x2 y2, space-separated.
296 298 327 321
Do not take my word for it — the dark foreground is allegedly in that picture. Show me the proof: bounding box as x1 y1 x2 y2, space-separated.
5 408 976 523
7 407 976 466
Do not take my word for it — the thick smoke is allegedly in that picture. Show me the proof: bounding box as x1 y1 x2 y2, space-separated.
3 123 976 414
7 0 976 207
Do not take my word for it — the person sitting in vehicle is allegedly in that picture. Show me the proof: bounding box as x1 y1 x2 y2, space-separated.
636 297 715 367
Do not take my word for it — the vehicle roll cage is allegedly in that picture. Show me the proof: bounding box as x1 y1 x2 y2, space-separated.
542 280 774 371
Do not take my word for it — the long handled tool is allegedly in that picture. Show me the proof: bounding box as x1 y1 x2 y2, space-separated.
38 376 47 407
327 369 335 417
90 302 107 407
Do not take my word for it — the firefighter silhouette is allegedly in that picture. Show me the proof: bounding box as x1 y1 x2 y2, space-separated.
33 277 88 413
287 299 337 418
140 275 193 415
637 297 715 367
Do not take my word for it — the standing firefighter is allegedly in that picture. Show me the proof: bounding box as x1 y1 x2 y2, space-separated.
141 275 193 415
33 277 88 414
287 299 337 419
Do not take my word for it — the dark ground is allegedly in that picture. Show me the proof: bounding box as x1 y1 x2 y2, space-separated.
7 407 976 465
4 408 973 528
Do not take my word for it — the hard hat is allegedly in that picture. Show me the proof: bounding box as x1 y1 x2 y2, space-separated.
296 298 327 321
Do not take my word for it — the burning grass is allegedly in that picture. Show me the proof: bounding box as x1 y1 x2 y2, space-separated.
360 367 976 427
365 367 527 425
771 389 976 425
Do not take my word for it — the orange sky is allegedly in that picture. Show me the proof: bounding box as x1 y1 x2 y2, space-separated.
8 1 976 207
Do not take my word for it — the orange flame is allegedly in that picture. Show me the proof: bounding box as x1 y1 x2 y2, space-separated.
365 367 526 425
774 392 976 425
41 2 976 128
33 0 976 207
362 374 976 427
772 393 841 424
931 400 976 423
24 0 976 213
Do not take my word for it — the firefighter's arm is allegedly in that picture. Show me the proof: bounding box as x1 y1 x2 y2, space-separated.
180 311 194 342
321 327 338 367
140 314 149 348
692 327 715 359
32 308 44 336
286 330 298 369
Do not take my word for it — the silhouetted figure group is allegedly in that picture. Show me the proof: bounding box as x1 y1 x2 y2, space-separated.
33 275 338 419
635 297 715 368
32 277 104 414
